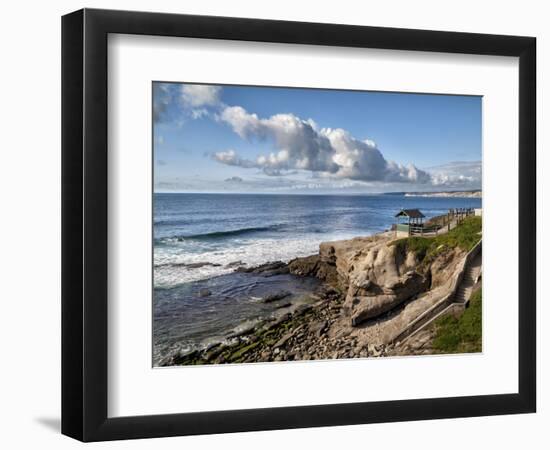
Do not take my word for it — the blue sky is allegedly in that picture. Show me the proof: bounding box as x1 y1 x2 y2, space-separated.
153 82 481 193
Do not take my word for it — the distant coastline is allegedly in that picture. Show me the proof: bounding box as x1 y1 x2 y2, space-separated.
403 190 481 198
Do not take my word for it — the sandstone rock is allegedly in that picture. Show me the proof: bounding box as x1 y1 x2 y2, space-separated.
346 270 429 326
429 247 466 288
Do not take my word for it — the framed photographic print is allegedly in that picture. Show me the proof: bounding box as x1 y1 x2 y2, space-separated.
62 8 536 442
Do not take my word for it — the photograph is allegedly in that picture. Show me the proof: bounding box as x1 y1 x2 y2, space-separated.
153 83 483 367
0 0 542 446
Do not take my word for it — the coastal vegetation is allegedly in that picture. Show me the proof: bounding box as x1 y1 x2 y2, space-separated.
432 288 482 353
391 216 482 266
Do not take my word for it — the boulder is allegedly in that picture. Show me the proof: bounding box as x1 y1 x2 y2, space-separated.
288 254 340 285
345 271 429 326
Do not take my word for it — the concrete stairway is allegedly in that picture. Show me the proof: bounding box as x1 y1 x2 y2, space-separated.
454 252 481 305
391 243 482 346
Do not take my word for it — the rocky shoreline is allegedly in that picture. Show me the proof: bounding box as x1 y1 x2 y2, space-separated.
161 281 393 366
160 218 481 366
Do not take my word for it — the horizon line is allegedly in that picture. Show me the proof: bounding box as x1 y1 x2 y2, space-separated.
153 189 482 196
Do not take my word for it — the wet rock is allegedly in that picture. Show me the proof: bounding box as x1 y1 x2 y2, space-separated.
289 254 340 285
262 290 291 303
264 313 292 331
275 302 292 309
288 255 319 276
225 260 244 268
170 349 201 365
237 261 289 276
204 343 225 361
311 320 328 337
198 288 212 297
293 304 313 317
274 331 294 349
183 262 221 269
227 323 260 339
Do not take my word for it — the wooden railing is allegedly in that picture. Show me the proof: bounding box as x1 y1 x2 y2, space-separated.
407 208 476 237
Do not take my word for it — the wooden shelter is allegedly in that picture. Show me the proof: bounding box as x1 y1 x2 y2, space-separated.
395 208 425 224
394 209 425 237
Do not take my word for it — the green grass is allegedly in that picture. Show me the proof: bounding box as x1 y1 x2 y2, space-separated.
391 216 482 264
432 288 482 353
393 236 432 261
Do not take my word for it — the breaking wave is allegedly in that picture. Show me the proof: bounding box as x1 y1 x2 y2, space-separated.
155 224 286 244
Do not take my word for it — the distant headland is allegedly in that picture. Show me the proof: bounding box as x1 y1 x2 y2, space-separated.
384 190 481 198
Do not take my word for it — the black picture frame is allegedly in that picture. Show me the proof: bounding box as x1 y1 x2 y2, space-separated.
62 8 536 442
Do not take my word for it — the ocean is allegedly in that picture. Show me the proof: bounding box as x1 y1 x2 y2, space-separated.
153 193 481 364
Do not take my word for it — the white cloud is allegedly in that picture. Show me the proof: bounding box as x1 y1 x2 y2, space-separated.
154 83 223 123
153 83 172 122
181 85 222 108
212 149 256 169
215 105 431 184
425 161 481 189
190 108 209 119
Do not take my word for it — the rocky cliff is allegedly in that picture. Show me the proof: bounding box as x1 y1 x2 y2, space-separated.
289 231 466 327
